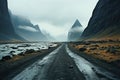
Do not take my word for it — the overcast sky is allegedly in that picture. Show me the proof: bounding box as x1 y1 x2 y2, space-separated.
8 0 98 41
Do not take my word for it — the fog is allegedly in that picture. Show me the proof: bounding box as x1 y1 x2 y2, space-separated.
19 26 39 32
69 27 84 33
8 0 98 41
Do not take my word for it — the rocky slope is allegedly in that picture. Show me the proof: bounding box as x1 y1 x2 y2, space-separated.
82 0 120 40
10 14 48 41
68 19 83 41
0 0 24 41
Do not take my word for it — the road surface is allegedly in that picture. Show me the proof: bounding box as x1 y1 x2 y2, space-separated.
3 44 120 80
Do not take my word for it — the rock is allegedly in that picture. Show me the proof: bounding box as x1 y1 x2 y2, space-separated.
10 51 16 55
91 67 96 72
99 47 107 50
25 49 35 54
48 46 51 49
90 48 97 50
84 42 91 45
18 52 25 56
10 47 18 49
18 44 31 47
2 55 12 61
69 65 74 69
17 49 23 51
106 47 117 54
79 47 87 52
91 44 99 47
36 50 41 53
24 44 31 47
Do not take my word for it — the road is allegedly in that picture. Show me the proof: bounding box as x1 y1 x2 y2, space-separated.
8 44 120 80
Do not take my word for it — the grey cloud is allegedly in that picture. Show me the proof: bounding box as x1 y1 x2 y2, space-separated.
8 0 98 27
8 0 98 40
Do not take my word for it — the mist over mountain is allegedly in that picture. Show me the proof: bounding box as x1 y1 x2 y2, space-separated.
42 31 55 41
10 13 49 41
0 0 24 41
68 19 84 41
82 0 120 40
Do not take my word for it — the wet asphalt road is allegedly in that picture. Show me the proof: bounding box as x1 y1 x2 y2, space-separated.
43 44 85 80
8 44 120 80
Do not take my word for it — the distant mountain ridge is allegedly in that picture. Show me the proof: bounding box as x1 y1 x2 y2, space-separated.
68 19 83 41
10 14 48 41
81 0 120 40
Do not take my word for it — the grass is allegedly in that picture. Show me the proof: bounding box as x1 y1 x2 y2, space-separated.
73 41 120 62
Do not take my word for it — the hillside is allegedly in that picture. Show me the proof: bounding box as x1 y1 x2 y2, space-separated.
0 0 24 41
81 0 120 40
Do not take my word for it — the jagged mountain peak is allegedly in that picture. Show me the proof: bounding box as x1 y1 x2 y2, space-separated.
72 19 82 28
68 19 83 41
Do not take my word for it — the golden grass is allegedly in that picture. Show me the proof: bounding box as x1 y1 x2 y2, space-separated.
74 42 120 62
86 35 120 41
7 52 40 62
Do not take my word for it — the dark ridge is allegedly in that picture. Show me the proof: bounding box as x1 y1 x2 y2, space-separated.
82 0 120 39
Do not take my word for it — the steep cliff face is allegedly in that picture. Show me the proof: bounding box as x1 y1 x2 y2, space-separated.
11 14 47 41
0 0 24 41
0 0 14 34
68 19 83 41
82 0 120 40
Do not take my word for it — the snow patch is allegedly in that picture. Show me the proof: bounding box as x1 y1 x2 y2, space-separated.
0 42 57 60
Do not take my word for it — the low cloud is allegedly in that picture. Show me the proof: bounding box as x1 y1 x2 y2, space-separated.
8 0 98 40
19 26 38 32
69 27 85 33
8 0 98 27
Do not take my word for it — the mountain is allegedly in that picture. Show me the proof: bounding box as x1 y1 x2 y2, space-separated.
81 0 120 40
68 19 83 41
71 19 82 28
0 0 24 41
10 14 48 41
